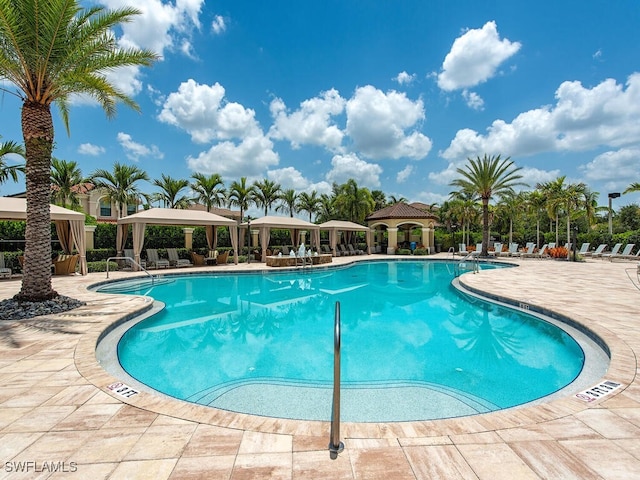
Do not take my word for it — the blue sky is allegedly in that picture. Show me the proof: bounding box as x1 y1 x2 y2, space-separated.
2 0 640 216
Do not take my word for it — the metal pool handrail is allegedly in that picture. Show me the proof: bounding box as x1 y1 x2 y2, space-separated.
106 256 155 283
328 301 345 459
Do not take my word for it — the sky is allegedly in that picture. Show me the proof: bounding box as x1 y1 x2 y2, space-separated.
1 0 640 217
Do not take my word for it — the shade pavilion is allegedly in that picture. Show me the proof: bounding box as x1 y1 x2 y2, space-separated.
240 216 320 260
0 197 88 275
117 208 239 268
317 220 372 255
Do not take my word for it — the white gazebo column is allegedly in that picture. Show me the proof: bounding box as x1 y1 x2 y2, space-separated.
183 228 194 250
387 228 398 254
251 229 259 248
421 227 431 254
84 225 97 251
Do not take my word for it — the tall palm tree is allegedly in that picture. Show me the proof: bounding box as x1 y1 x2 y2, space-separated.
315 193 336 223
582 189 602 228
153 174 192 209
451 154 525 256
90 162 149 218
0 137 25 188
449 191 479 246
252 179 281 216
371 190 387 211
524 190 546 247
333 179 375 224
228 177 257 221
50 158 84 209
388 195 408 205
0 0 157 301
190 173 226 212
536 177 566 246
297 190 321 222
276 189 298 218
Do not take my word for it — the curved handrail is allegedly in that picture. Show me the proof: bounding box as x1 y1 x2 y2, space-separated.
106 256 155 283
329 301 345 459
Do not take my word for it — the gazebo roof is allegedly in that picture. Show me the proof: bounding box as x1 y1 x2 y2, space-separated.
241 215 319 229
318 220 369 231
0 197 85 221
117 207 236 226
366 202 437 221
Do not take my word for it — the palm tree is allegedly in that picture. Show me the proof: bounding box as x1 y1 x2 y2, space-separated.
315 193 336 223
228 177 257 221
333 179 375 223
190 173 226 212
0 0 157 301
371 190 387 211
50 158 84 209
297 190 322 222
0 137 25 188
90 162 149 218
276 189 298 218
524 190 546 247
624 182 640 194
449 191 479 246
450 154 525 256
153 174 192 209
252 179 281 216
536 177 566 246
388 195 408 205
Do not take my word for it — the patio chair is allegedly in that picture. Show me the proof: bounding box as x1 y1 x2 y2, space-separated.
216 250 229 265
471 243 483 257
347 244 364 255
336 244 350 256
491 242 504 257
507 243 520 257
598 243 621 260
0 252 12 279
167 248 192 267
190 251 206 266
578 243 590 255
585 244 606 257
146 249 170 269
124 249 146 269
520 243 536 259
321 245 333 255
608 244 635 261
53 254 79 275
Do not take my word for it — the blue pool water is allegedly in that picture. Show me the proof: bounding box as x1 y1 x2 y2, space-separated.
107 261 586 422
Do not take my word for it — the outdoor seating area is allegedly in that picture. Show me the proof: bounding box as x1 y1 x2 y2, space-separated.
52 253 79 275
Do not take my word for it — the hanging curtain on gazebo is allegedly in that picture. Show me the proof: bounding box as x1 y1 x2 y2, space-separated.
132 222 146 271
205 225 218 250
230 225 239 264
259 226 271 260
54 220 73 254
115 224 129 256
329 229 338 256
311 228 320 252
68 219 88 275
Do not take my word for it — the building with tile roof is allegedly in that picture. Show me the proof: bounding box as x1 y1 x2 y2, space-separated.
366 202 438 253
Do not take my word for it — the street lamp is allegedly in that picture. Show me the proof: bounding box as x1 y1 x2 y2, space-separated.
608 192 621 235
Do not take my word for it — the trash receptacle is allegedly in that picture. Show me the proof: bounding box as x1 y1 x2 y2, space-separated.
410 241 417 252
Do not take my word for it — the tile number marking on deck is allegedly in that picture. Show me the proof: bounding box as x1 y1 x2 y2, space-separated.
106 382 139 398
575 380 622 402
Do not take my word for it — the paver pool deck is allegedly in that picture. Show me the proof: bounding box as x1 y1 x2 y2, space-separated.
0 254 639 479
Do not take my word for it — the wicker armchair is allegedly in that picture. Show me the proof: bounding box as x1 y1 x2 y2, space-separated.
53 254 79 275
190 251 206 266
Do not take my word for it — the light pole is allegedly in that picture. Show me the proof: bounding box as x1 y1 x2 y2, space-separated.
608 192 620 235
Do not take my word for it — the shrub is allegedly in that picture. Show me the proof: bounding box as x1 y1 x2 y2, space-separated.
396 248 411 255
414 248 429 255
87 260 119 273
549 247 568 259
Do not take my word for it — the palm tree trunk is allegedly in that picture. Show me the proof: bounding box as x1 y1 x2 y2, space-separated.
17 102 57 301
482 198 489 256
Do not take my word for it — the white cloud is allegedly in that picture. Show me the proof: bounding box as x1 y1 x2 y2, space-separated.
437 21 521 91
186 134 279 178
580 148 640 191
117 132 163 161
345 85 432 160
394 71 416 85
325 153 382 188
158 79 259 143
462 90 485 110
269 89 346 151
77 143 105 156
212 15 226 34
441 74 640 162
267 167 332 195
396 165 414 183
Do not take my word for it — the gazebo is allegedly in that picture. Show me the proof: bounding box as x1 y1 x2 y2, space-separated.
0 197 88 275
117 208 239 267
240 216 320 260
366 202 438 254
317 220 372 255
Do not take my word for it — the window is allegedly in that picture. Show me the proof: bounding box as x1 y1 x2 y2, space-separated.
126 204 137 215
99 200 112 217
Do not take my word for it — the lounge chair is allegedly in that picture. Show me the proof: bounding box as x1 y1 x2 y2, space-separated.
578 243 590 255
521 243 539 259
124 249 146 269
347 244 364 255
53 254 79 275
190 251 206 266
598 243 621 260
608 244 635 261
146 249 170 269
548 242 556 250
585 244 606 257
0 252 12 279
507 243 520 257
492 242 505 257
167 248 192 267
337 244 351 256
321 245 333 255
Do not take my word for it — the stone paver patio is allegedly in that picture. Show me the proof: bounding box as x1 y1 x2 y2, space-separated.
1 254 639 479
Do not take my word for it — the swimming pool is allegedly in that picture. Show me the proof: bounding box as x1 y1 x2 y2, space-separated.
99 260 605 422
